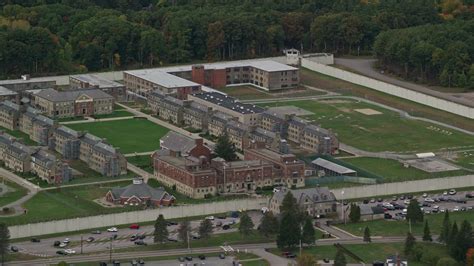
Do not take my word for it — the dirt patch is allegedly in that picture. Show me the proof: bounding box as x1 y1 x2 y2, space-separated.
355 108 382 115
351 125 371 132
338 107 352 113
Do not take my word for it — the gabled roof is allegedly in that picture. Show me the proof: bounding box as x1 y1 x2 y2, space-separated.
0 100 20 113
110 181 174 202
35 88 113 102
160 131 198 155
272 187 336 206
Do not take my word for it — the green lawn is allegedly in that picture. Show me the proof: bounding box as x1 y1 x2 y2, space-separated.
68 118 170 153
336 211 474 237
455 151 474 170
0 180 28 208
127 155 153 173
342 157 470 183
0 126 36 145
0 181 138 225
92 109 133 119
217 85 324 100
57 116 87 122
279 242 450 265
259 99 474 153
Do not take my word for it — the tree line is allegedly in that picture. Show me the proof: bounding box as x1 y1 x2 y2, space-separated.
0 0 464 79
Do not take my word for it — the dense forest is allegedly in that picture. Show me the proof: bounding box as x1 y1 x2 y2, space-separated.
0 0 472 88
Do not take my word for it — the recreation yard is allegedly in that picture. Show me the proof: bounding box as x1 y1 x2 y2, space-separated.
68 118 170 153
217 85 325 100
0 180 28 208
259 99 474 153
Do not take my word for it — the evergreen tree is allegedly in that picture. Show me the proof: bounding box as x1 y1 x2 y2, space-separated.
177 220 191 244
448 221 458 254
301 217 316 246
214 133 237 161
296 253 317 266
334 249 347 266
349 203 361 223
363 226 371 243
452 220 473 262
422 220 432 242
153 214 168 243
435 257 457 266
404 232 416 256
438 211 451 243
277 211 301 249
198 219 213 239
0 223 9 266
259 212 279 237
406 199 423 223
239 212 254 236
280 191 299 215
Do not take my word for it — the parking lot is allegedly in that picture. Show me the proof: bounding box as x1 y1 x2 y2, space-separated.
356 190 474 220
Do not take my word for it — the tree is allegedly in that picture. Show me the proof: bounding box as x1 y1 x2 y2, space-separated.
297 253 317 266
447 221 458 254
153 214 168 243
177 220 191 244
421 248 441 266
239 212 254 236
452 220 473 262
422 220 432 241
438 211 451 243
0 223 9 266
214 133 237 161
466 248 474 266
404 232 416 256
301 217 315 246
334 249 347 266
277 211 301 249
436 257 457 266
349 204 360 223
406 199 423 223
280 191 299 215
57 262 68 266
363 226 371 243
259 212 279 237
198 219 213 239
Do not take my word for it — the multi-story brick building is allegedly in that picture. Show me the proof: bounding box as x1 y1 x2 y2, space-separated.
244 143 305 188
208 112 236 138
34 88 114 118
259 110 290 137
301 124 339 155
20 108 56 146
225 120 249 151
0 101 20 130
50 126 81 160
3 141 34 173
0 131 15 161
69 74 126 101
0 86 19 103
147 90 186 125
247 127 280 150
31 148 72 184
269 186 337 216
188 92 263 125
183 102 212 132
90 142 127 177
79 133 102 162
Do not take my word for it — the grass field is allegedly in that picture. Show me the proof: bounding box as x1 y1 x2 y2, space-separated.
0 126 36 145
274 242 450 265
454 151 474 170
301 68 474 132
92 109 133 119
336 211 474 237
259 99 474 153
0 181 138 225
68 118 170 153
0 180 28 208
342 157 470 182
127 155 153 173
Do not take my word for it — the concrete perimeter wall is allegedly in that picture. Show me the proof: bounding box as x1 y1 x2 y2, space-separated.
9 198 268 239
332 175 474 200
301 59 474 119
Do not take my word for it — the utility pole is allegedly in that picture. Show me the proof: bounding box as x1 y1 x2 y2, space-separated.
409 219 412 234
187 228 190 253
341 190 346 224
80 235 83 254
109 236 113 263
299 224 302 257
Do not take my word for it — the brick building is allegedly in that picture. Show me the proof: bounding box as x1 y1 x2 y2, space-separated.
50 126 81 160
208 112 236 138
3 141 34 173
69 74 126 101
147 90 186 125
31 148 72 184
105 178 175 207
34 88 114 118
269 187 337 216
90 142 127 177
0 86 19 103
183 102 212 132
0 101 20 130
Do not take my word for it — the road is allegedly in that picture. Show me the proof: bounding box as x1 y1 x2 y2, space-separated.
334 58 474 108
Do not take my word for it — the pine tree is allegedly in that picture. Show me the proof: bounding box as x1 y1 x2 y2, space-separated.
349 203 361 223
259 212 279 237
334 249 347 266
301 217 316 246
363 226 371 243
448 221 458 254
296 253 317 266
422 220 432 242
198 219 213 239
0 223 9 266
280 191 298 215
406 199 423 223
153 214 168 243
177 220 191 244
239 212 254 236
277 211 301 249
438 211 450 243
452 220 473 262
214 133 237 161
404 232 416 256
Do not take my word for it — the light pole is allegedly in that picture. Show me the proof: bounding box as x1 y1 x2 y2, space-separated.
341 190 346 224
80 235 83 254
109 236 113 263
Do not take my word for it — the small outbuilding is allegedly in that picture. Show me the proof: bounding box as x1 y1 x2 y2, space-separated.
311 158 357 177
105 178 175 207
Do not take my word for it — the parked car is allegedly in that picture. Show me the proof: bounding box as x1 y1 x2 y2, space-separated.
424 198 435 203
205 216 215 220
384 213 393 219
31 238 40 243
219 254 226 259
86 237 95 242
53 241 61 247
134 240 147 246
63 238 70 244
363 199 369 204
138 259 145 265
453 206 460 212
370 198 376 203
399 195 406 200
56 250 67 255
222 224 230 230
59 242 68 248
422 193 428 198
461 207 467 211
178 257 185 262
107 227 118 232
129 224 140 229
185 256 193 261
443 191 448 195
216 214 227 219
10 246 18 252
167 221 178 226
198 255 206 260
449 189 457 195
91 230 101 234
407 195 413 199
466 193 473 198
131 259 138 266
167 237 178 242
392 196 398 201
64 249 76 255
130 235 138 241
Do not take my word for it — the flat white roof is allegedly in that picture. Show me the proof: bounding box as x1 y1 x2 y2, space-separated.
125 59 297 89
70 74 123 88
312 158 356 175
0 86 17 96
416 152 436 159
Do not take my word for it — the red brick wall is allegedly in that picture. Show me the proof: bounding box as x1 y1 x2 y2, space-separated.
155 159 216 188
74 101 94 116
192 65 205 85
189 140 212 160
211 69 227 88
176 86 201 100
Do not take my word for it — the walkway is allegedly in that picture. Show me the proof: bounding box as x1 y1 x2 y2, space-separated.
124 151 154 157
335 58 474 108
0 167 40 216
60 116 134 125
